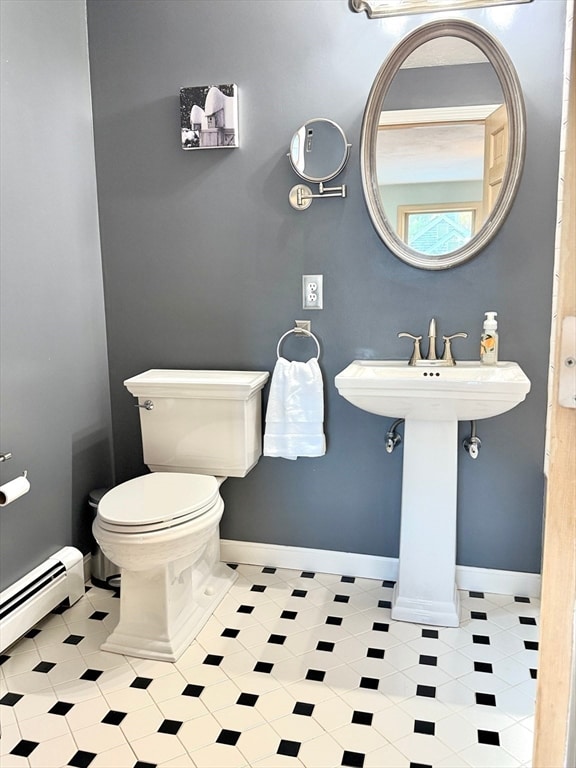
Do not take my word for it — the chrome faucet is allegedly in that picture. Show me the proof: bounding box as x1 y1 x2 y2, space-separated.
398 318 468 366
427 318 438 361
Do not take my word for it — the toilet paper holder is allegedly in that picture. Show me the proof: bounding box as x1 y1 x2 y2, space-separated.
0 469 31 507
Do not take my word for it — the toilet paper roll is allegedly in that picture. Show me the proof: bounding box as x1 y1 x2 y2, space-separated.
0 475 31 506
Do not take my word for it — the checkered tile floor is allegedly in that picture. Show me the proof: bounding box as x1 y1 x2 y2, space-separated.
1 564 538 767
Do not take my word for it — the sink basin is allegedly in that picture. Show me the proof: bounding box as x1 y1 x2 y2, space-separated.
335 360 531 421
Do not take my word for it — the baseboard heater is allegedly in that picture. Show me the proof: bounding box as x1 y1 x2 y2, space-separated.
0 546 84 653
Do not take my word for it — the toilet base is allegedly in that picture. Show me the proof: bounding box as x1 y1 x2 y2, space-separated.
101 558 237 662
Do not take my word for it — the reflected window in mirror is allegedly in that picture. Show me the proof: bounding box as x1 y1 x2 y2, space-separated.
398 203 482 256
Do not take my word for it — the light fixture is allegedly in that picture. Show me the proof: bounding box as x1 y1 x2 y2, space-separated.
350 0 532 19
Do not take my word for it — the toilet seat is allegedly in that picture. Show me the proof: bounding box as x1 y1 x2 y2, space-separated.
97 473 220 534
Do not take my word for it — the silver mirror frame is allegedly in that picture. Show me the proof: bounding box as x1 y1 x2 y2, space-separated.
360 19 526 270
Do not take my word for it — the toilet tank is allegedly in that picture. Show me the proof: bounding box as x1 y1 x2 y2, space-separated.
124 370 269 477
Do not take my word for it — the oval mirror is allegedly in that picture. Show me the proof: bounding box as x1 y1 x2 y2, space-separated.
360 20 526 270
290 118 350 182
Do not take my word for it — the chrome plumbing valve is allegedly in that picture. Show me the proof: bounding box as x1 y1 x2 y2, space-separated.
385 419 404 454
463 421 481 459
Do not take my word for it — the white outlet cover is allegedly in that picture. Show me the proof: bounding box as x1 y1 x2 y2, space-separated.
302 275 323 310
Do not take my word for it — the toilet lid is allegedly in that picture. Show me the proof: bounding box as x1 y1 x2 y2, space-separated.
98 473 220 531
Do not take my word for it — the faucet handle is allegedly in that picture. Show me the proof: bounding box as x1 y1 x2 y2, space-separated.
441 332 468 365
398 332 423 366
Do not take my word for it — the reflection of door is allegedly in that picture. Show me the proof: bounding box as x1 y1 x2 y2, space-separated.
483 104 508 217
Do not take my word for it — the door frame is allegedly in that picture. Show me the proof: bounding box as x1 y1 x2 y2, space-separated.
533 5 576 765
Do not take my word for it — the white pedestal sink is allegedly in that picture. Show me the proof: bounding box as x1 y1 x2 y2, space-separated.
335 360 531 627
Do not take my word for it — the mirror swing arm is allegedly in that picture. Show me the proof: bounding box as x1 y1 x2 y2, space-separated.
289 181 348 211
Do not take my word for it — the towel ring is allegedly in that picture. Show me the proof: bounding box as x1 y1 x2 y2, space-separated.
276 328 321 361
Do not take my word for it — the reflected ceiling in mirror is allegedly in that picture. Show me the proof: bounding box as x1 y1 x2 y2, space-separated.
360 20 526 270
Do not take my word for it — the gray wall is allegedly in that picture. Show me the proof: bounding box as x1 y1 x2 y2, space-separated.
87 0 566 575
0 1 113 589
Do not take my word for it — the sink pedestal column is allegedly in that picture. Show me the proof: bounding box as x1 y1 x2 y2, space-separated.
391 419 460 627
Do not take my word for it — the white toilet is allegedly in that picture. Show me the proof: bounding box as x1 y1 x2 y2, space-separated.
92 369 269 661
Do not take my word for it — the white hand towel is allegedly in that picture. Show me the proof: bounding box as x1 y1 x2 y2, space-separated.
263 357 326 460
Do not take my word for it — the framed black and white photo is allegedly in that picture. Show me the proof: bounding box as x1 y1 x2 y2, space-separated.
180 83 238 150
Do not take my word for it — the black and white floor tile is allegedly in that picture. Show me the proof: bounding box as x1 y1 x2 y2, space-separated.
1 564 538 767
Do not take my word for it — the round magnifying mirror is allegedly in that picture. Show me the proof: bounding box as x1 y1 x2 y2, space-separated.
289 118 350 182
360 20 526 270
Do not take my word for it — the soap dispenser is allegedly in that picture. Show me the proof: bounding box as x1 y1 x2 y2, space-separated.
480 312 498 365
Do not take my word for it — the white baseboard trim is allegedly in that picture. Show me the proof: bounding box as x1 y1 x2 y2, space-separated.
456 564 541 598
220 539 541 598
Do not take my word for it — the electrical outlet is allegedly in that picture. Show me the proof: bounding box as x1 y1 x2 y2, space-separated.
302 274 323 310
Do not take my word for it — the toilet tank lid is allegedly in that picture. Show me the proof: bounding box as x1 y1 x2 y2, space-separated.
124 369 269 400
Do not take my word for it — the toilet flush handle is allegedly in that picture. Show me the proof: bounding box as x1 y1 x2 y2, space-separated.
134 400 154 411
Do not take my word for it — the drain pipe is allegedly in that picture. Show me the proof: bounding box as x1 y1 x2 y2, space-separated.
463 420 481 459
385 419 404 454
